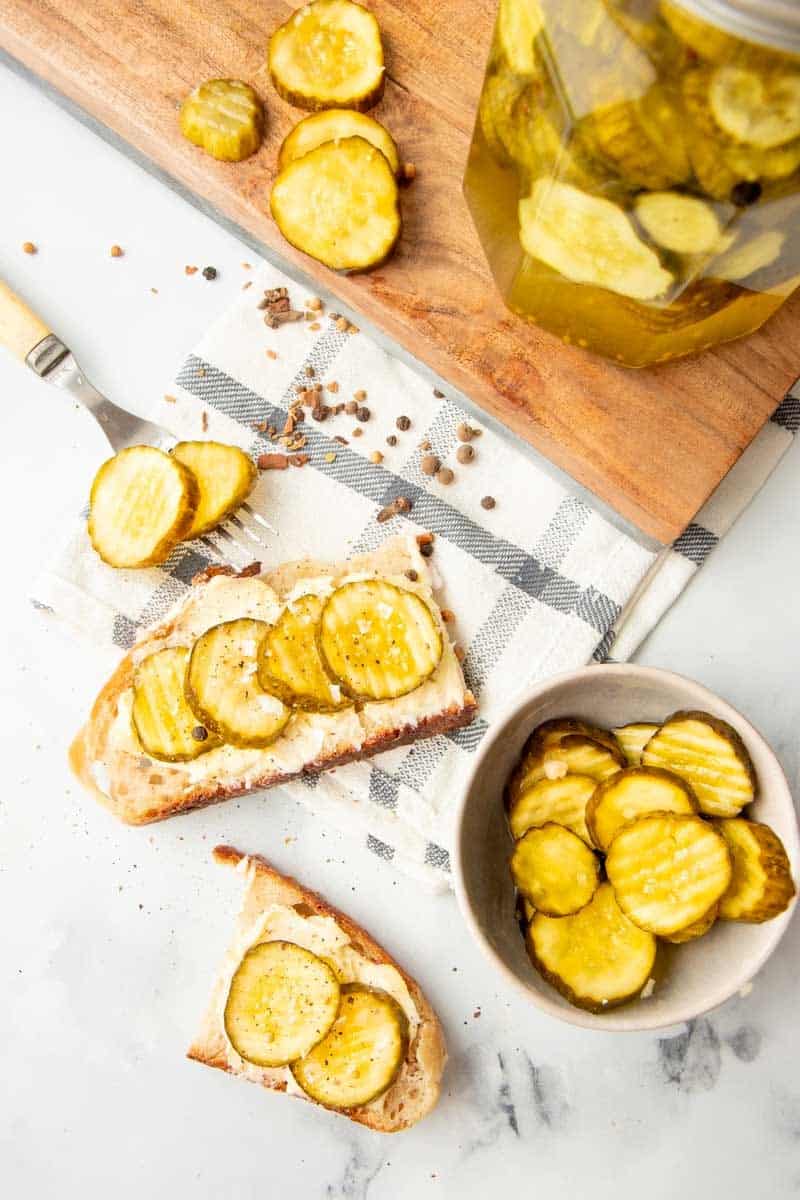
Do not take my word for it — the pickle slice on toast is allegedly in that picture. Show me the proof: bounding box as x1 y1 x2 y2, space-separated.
186 618 291 747
132 645 220 762
714 818 796 922
509 774 597 845
258 593 349 712
614 722 659 766
510 823 599 917
179 79 264 162
224 940 340 1068
172 441 257 538
278 109 400 175
291 984 408 1109
586 766 698 852
527 883 656 1012
606 813 732 936
318 579 442 702
89 445 198 568
641 710 756 817
271 136 400 271
269 0 385 112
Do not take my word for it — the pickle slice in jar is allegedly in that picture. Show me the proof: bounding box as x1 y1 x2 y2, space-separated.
132 645 221 763
580 85 690 191
268 0 385 112
278 109 400 175
497 0 543 76
711 230 786 282
519 180 673 301
585 766 698 852
257 593 349 712
659 2 747 65
709 67 800 151
508 774 597 845
714 818 796 922
172 441 257 538
179 79 264 162
510 823 600 917
635 192 721 255
613 722 659 767
641 710 756 817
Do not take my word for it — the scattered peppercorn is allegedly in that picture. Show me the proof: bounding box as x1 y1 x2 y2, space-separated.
405 569 419 581
308 296 323 311
191 726 209 742
433 388 445 399
354 389 367 402
266 349 278 360
356 405 371 422
335 317 350 333
456 444 475 464
352 427 364 438
345 400 358 415
457 422 480 442
396 415 411 431
481 495 496 510
419 540 434 558
731 180 762 207
185 265 198 275
370 450 384 464
419 439 431 451
421 453 441 476
436 466 454 484
22 241 37 255
202 266 217 280
327 381 340 393
311 404 330 422
304 364 315 377
110 244 123 258
386 434 398 447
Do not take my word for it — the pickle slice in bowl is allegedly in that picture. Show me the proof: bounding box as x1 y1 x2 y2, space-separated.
586 766 698 852
714 818 796 922
510 823 600 917
613 722 659 766
172 441 257 538
132 645 221 762
641 710 756 817
508 774 597 845
269 0 385 112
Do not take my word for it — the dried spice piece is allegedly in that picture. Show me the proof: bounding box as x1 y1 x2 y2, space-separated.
258 453 291 470
327 381 340 394
403 162 417 182
345 400 358 415
307 296 323 311
480 495 496 510
289 454 310 467
164 394 177 405
416 532 434 548
377 495 413 523
457 422 480 442
266 349 278 360
436 466 454 485
421 454 440 476
356 406 371 422
324 452 337 464
309 322 321 331
191 726 209 742
110 244 124 258
396 415 411 431
185 265 198 275
370 450 384 464
311 403 330 422
419 540 434 558
354 389 367 402
419 439 431 451
433 387 445 398
202 266 217 280
351 427 364 438
456 444 475 464
304 364 316 377
441 609 455 624
455 645 466 662
405 569 419 582
335 317 350 333
22 241 37 254
201 411 209 432
386 434 398 447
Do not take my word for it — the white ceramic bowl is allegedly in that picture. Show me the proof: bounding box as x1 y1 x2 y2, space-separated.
453 664 799 1032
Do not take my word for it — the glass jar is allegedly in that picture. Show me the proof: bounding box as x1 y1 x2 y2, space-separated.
464 0 800 366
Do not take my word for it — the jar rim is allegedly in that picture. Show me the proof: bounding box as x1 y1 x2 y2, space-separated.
668 0 800 53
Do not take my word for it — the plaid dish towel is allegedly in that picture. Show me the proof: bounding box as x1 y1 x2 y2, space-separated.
33 265 799 890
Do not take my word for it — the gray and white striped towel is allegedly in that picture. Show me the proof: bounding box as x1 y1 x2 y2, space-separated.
34 263 799 889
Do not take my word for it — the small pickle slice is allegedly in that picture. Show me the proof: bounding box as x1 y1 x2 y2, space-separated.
179 79 264 162
318 579 442 701
662 902 719 944
508 775 597 845
89 445 198 568
257 593 349 712
712 231 786 281
527 883 656 1013
641 710 756 817
172 441 257 538
510 823 600 917
132 645 220 762
709 67 800 150
224 940 340 1067
271 137 400 271
291 984 408 1109
278 109 400 175
497 0 543 76
268 0 385 112
606 813 732 936
586 766 698 852
509 734 623 807
635 192 721 255
714 818 796 922
185 618 291 747
519 179 673 301
614 722 660 766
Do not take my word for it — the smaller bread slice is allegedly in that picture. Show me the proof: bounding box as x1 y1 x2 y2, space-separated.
187 846 446 1132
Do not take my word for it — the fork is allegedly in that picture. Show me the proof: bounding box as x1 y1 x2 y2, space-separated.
0 277 272 565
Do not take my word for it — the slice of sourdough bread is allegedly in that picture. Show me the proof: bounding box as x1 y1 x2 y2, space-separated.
70 534 477 824
188 845 447 1132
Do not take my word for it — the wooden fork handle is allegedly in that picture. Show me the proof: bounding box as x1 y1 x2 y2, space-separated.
0 278 51 361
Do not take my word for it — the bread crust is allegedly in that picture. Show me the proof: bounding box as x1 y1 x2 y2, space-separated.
187 845 447 1132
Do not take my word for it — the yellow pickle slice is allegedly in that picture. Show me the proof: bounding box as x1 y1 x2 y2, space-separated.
510 823 600 917
278 109 400 175
508 774 597 845
714 818 796 922
709 67 800 150
179 79 264 162
641 709 756 817
613 722 659 766
268 0 385 112
172 441 257 538
257 593 350 712
662 902 719 944
634 192 721 255
497 0 543 76
132 645 221 762
586 766 698 852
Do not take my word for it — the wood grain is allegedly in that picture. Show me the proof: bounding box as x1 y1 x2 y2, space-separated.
2 0 798 542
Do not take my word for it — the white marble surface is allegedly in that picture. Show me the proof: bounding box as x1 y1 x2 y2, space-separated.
1 61 799 1200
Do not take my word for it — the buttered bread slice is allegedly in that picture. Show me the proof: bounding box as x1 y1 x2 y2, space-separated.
71 534 477 824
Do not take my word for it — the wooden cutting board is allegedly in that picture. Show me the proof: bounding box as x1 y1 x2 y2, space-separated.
2 0 798 542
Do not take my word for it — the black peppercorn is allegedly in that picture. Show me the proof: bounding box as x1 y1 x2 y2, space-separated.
192 726 209 741
202 265 218 280
730 180 762 207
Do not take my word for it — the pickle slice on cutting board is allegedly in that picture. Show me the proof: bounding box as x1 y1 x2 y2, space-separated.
606 813 732 936
291 984 408 1109
712 231 786 282
527 883 656 1012
641 710 756 817
132 645 220 762
662 902 718 944
278 109 400 175
497 0 543 76
224 940 341 1068
614 722 659 766
257 593 349 712
709 67 800 150
186 618 291 747
509 774 597 845
519 179 673 300
714 818 796 922
318 579 442 701
172 441 257 538
510 823 600 917
179 79 264 162
271 136 400 271
89 445 198 568
586 766 698 852
269 0 385 111
635 192 721 255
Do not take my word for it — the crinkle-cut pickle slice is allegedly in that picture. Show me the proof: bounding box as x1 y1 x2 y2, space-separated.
509 774 597 845
527 883 656 1013
132 645 220 762
519 179 673 301
224 940 341 1068
278 109 400 176
171 441 257 538
497 0 543 76
318 579 442 702
662 902 719 943
291 984 408 1109
712 231 785 282
635 192 721 255
714 818 796 922
179 79 264 162
268 0 385 112
525 717 621 758
586 766 698 852
641 710 756 817
271 136 400 272
185 617 291 747
510 823 600 917
89 445 198 568
614 722 659 767
581 86 690 190
257 593 349 712
660 1 759 65
510 734 623 806
709 66 800 150
606 813 732 936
